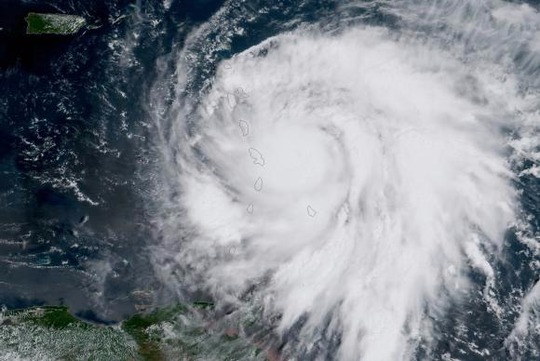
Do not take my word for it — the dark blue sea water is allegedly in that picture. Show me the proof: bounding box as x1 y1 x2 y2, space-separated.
0 1 539 359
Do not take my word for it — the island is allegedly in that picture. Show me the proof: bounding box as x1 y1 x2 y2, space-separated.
25 12 87 35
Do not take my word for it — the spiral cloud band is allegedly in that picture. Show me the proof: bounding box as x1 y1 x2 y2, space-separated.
154 1 540 359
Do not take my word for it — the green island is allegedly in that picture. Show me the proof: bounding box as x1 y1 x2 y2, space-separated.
25 12 87 35
0 303 265 361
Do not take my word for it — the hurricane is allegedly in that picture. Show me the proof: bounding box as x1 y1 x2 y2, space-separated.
145 0 540 360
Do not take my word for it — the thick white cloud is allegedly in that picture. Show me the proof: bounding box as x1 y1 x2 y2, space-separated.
173 26 520 360
152 0 540 359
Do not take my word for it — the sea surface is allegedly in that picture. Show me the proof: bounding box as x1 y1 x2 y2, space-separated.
0 0 539 360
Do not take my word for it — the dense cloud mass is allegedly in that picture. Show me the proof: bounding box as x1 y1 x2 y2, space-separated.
150 0 540 360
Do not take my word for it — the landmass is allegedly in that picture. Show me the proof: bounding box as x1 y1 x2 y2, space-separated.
25 13 87 35
0 303 264 361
